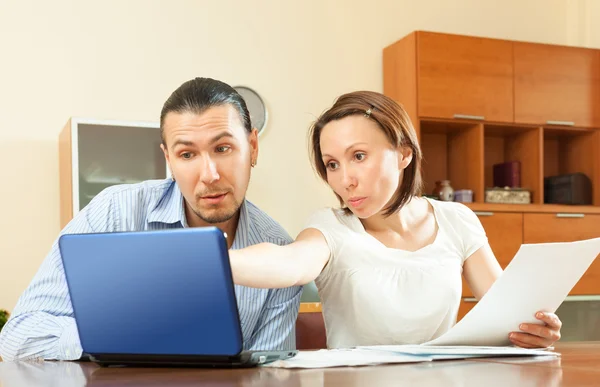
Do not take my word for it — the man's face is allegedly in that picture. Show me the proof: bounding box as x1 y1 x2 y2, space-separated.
161 105 258 226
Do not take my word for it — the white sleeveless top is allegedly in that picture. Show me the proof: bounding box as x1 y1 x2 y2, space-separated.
304 198 488 349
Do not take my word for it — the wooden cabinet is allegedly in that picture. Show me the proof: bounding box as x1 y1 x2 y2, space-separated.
514 43 600 128
416 32 514 123
462 212 523 297
524 213 600 295
384 31 600 207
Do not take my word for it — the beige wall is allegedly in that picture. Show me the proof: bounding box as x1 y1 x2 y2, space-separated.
0 0 597 311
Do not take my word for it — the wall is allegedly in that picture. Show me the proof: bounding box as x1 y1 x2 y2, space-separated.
0 0 597 311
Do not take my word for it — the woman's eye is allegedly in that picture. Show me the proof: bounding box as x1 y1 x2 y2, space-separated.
355 152 366 161
326 161 339 170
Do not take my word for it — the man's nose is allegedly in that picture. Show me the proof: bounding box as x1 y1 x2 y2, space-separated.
199 155 220 184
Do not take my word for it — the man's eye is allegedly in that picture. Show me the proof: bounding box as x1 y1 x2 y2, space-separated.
216 146 231 153
181 152 193 159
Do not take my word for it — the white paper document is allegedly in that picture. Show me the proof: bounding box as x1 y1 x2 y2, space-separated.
262 349 429 369
359 345 559 359
424 237 600 346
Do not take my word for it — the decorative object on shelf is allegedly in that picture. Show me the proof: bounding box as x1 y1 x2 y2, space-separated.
485 187 531 204
432 180 454 201
0 309 9 331
234 86 268 136
454 189 473 203
544 173 592 205
493 161 521 188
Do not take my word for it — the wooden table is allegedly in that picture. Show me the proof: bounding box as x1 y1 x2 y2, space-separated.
1 342 599 386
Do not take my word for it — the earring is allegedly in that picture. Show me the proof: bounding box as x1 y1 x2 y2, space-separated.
251 160 257 167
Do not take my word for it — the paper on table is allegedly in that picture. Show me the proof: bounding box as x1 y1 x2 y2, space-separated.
262 349 430 369
425 237 600 346
359 345 559 359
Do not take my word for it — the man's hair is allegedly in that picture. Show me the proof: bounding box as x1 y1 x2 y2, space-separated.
160 77 252 144
308 91 423 217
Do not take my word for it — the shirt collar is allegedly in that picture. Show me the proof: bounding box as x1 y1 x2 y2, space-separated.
148 180 251 249
147 180 187 226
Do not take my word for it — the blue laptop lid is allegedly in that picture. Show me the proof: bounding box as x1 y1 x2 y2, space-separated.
58 227 243 357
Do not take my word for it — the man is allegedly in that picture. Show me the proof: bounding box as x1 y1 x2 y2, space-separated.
0 77 303 361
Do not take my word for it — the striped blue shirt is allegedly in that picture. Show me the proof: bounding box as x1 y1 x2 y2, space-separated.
0 179 302 361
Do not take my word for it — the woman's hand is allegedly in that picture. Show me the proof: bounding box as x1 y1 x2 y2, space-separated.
509 311 562 348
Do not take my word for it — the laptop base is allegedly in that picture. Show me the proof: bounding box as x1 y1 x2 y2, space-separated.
88 350 297 368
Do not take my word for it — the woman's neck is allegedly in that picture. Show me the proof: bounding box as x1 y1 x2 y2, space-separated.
360 196 422 235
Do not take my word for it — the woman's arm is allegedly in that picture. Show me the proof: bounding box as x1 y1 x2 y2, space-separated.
462 243 503 300
229 228 331 288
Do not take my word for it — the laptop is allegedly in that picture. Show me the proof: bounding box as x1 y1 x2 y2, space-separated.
58 227 297 367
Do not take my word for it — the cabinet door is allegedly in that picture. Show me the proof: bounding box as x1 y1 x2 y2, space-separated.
417 32 514 122
457 298 477 322
514 43 600 128
462 212 523 297
524 213 600 294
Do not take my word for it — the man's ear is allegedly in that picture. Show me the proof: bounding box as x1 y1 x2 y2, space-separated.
249 128 259 166
398 146 413 170
160 143 170 163
160 143 174 178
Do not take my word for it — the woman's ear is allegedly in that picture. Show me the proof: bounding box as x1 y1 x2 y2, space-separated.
398 146 413 170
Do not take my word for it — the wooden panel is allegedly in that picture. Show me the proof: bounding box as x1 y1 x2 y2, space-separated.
524 213 600 294
467 202 600 215
448 124 484 202
543 129 600 205
299 302 322 313
484 136 505 188
416 31 514 122
484 126 544 203
383 32 419 138
462 212 523 297
457 298 477 321
59 119 72 229
296 311 327 350
544 136 560 178
478 212 523 268
420 132 447 196
514 43 600 128
505 128 543 204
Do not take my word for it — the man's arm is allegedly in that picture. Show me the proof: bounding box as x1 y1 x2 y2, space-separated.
0 192 115 361
247 281 302 351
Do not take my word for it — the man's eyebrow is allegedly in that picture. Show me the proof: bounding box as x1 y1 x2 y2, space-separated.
209 131 235 144
171 139 194 148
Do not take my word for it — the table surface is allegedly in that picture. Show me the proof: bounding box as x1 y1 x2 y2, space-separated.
1 342 599 386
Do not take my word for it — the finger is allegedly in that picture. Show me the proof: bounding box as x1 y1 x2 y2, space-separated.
519 323 561 342
509 336 540 349
509 332 551 348
535 312 562 329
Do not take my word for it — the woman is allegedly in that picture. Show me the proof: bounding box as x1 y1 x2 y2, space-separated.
230 91 561 349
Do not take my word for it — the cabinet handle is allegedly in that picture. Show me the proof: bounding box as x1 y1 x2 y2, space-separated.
546 120 575 126
454 114 485 121
474 211 494 217
556 213 585 218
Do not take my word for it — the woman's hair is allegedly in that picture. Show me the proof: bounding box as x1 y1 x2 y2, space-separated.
308 91 423 216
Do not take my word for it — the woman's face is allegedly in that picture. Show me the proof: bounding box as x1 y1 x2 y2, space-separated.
319 115 412 218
